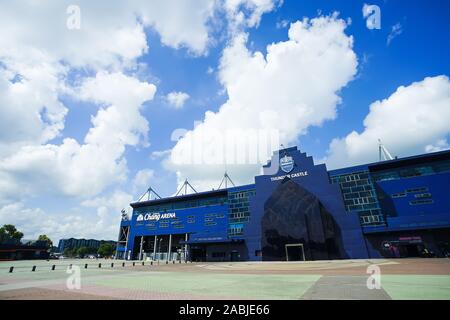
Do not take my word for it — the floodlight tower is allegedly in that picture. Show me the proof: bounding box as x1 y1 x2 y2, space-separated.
378 139 394 161
138 186 162 202
217 171 236 190
175 179 197 196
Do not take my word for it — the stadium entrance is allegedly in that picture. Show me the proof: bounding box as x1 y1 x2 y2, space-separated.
190 245 206 262
133 233 188 262
285 243 305 261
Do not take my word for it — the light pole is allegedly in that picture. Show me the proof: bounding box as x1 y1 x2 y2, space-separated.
158 238 163 261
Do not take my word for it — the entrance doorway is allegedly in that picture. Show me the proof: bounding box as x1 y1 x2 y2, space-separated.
403 244 420 257
285 243 305 261
190 246 206 262
230 251 240 262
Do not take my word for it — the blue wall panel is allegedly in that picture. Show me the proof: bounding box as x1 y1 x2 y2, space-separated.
246 147 368 260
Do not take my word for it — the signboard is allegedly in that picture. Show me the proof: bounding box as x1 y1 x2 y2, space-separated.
270 171 308 182
136 212 176 222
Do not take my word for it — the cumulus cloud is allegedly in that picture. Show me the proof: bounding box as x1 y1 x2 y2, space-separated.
0 61 67 158
325 75 450 169
0 1 218 178
133 169 155 192
224 0 280 31
151 149 172 160
0 0 282 239
425 139 450 153
82 190 134 212
0 202 120 242
0 1 217 67
166 91 190 109
164 14 358 190
0 72 156 200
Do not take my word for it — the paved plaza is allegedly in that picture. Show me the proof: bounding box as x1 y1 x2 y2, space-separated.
0 258 449 300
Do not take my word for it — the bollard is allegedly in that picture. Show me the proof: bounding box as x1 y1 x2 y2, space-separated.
85 264 88 269
32 266 36 272
51 265 55 271
111 263 114 268
150 261 153 266
98 263 101 268
9 266 13 273
166 261 168 264
172 260 175 264
142 261 144 266
69 264 72 270
122 262 125 267
132 262 135 267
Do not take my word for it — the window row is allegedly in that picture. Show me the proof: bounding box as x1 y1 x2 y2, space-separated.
360 215 383 225
137 196 228 213
372 160 450 182
410 199 434 205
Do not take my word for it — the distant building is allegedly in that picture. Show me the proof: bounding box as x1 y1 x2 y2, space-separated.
57 238 116 253
0 240 50 261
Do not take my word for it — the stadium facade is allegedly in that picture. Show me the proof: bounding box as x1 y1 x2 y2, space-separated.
116 146 450 262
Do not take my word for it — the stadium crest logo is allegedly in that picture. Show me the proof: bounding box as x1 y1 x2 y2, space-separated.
136 214 144 222
280 155 294 173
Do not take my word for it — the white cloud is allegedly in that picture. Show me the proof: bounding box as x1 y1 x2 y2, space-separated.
0 1 220 161
0 61 67 158
82 190 133 212
151 149 172 160
224 0 280 31
164 14 358 190
0 72 156 200
0 0 283 239
166 91 190 109
0 1 218 68
425 139 450 153
133 169 155 192
276 19 289 29
387 22 403 45
0 202 120 242
325 75 450 169
137 0 217 55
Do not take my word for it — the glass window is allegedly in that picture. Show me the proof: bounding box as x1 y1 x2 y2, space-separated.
406 187 428 193
414 193 432 199
409 199 434 205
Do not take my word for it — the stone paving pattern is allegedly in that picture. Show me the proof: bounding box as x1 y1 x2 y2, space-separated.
0 258 449 300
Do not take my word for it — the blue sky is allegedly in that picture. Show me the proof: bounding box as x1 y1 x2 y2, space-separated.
130 0 450 196
0 0 449 242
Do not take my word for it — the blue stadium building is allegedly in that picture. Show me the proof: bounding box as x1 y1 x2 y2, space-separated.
116 146 450 261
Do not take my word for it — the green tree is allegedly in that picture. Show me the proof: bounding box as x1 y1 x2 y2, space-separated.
0 224 24 244
37 234 53 248
97 243 115 258
64 248 76 257
77 246 89 258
